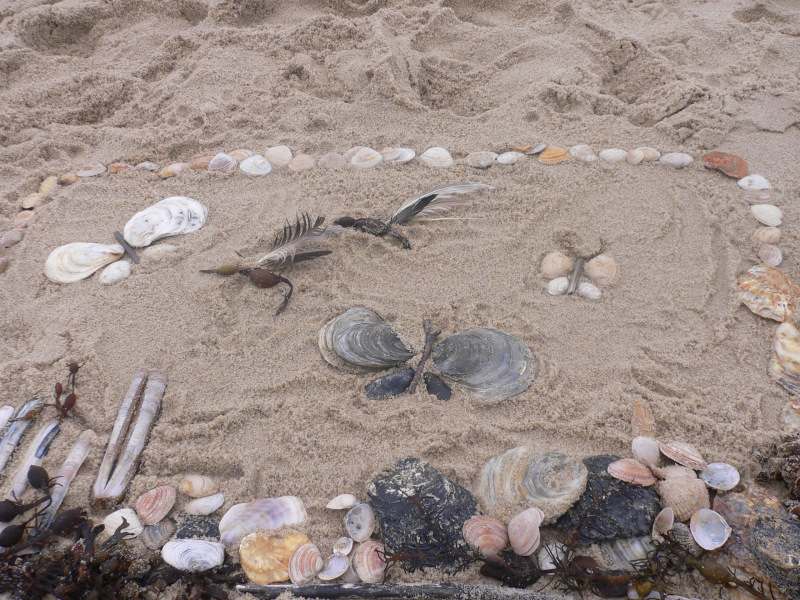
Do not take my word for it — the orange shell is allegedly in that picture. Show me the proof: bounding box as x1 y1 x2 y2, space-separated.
135 485 176 526
701 152 748 179
462 515 508 557
631 400 656 438
607 458 656 486
737 265 800 323
537 146 568 165
59 172 79 185
191 155 214 169
659 441 708 471
239 529 310 585
159 162 190 179
108 163 131 173
770 323 800 394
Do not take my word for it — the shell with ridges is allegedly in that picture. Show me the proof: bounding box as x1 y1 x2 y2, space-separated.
123 196 208 248
751 204 783 227
737 265 800 322
344 503 375 542
577 281 601 300
142 520 174 549
45 243 123 284
607 458 655 486
569 145 596 162
738 174 771 191
219 496 307 547
538 146 568 164
754 227 781 245
601 536 655 570
699 463 740 491
465 151 498 169
158 162 189 178
327 494 359 510
655 475 710 522
769 322 800 393
507 507 544 556
496 151 525 165
585 255 620 286
98 260 132 285
632 436 661 467
352 540 386 583
541 251 574 279
462 515 508 557
185 493 225 516
135 485 176 526
239 529 309 584
690 509 731 550
288 154 316 171
207 153 238 173
758 244 782 267
351 147 382 168
659 441 707 471
599 149 628 164
77 162 106 177
547 277 569 296
659 153 693 169
419 147 454 168
652 507 674 543
289 541 324 584
265 146 293 167
240 155 272 175
162 539 225 572
191 155 213 169
103 508 144 538
179 475 217 497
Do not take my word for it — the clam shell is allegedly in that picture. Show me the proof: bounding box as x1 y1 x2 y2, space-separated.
45 243 124 284
162 539 225 572
758 244 782 267
659 152 693 169
537 542 567 571
737 264 800 322
265 146 293 167
190 155 214 169
289 542 324 584
659 441 707 471
632 436 661 467
701 152 748 179
318 554 349 581
383 148 415 164
507 507 544 556
607 458 655 486
185 493 225 516
351 147 382 168
690 509 731 550
137 162 159 172
344 503 375 542
699 463 740 491
21 192 45 209
240 529 310 584
379 147 401 161
158 162 189 178
660 465 697 480
541 251 574 278
98 259 130 284
636 147 661 162
465 151 498 169
327 494 359 510
433 328 533 402
568 145 596 162
288 153 316 171
208 153 238 173
751 204 783 227
602 535 655 570
318 152 347 169
219 496 307 547
352 540 385 583
108 163 130 173
754 227 781 245
364 369 414 400
343 146 363 161
333 537 354 556
1 228 25 248
652 507 674 543
14 211 35 228
626 149 645 164
496 151 525 165
142 520 174 549
585 254 620 286
462 515 508 557
77 162 106 177
547 277 569 296
419 147 453 168
179 475 218 497
103 508 143 538
123 196 208 248
230 149 254 162
240 155 273 175
599 148 628 164
39 176 58 195
769 322 800 393
59 172 79 185
738 174 771 191
136 485 177 525
537 146 568 164
577 281 601 300
655 475 710 521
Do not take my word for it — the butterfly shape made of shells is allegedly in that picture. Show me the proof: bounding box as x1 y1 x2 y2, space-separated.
540 251 620 300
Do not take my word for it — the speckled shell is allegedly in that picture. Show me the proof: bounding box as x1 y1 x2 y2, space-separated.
326 494 359 510
585 255 620 286
701 152 748 179
351 147 383 168
123 196 208 248
39 176 58 195
496 151 525 165
179 475 217 497
659 152 693 169
737 265 800 322
538 146 568 164
599 148 628 164
758 244 782 267
659 441 707 471
769 322 800 394
699 463 740 491
288 542 324 584
419 147 453 168
240 529 310 584
465 151 498 168
690 509 731 550
136 485 177 525
60 172 79 185
230 149 253 162
103 508 144 538
344 503 375 542
507 507 544 556
45 243 124 284
738 174 771 191
577 281 601 300
158 162 189 178
547 277 569 296
142 520 174 549
265 146 293 167
162 539 225 572
652 507 674 543
21 192 45 209
462 516 508 557
318 554 349 581
219 496 307 547
568 145 596 162
185 493 225 516
655 475 710 522
632 436 661 468
190 155 214 169
751 204 783 227
318 152 347 169
541 251 574 278
239 155 273 175
607 458 655 486
288 154 316 171
77 162 106 177
208 153 238 173
352 540 386 583
754 227 781 245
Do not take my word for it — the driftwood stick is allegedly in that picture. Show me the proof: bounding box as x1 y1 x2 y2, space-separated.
566 258 584 295
236 583 566 600
114 231 140 264
407 319 440 395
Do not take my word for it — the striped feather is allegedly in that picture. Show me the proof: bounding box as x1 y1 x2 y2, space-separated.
390 182 492 225
254 213 329 268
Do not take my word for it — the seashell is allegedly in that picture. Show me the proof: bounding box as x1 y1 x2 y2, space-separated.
343 146 363 161
652 507 674 543
123 196 208 248
98 261 131 285
230 149 253 162
142 520 174 549
636 147 661 162
159 162 189 178
462 516 508 557
738 174 771 191
474 448 588 523
577 281 601 300
419 147 453 168
21 193 44 209
45 242 123 283
626 149 645 164
137 162 159 171
190 155 214 169
660 464 697 480
769 323 800 393
383 148 415 164
13 211 35 228
433 328 533 402
541 251 574 278
327 494 359 510
751 514 800 598
318 554 349 581
185 493 225 516
142 244 177 262
465 151 498 169
333 537 354 556
585 254 620 287
758 244 782 267
512 144 534 154
783 397 800 434
632 436 661 468
0 399 43 475
7 420 60 501
318 306 415 371
379 147 401 161
318 152 347 169
537 542 567 571
108 163 130 173
239 155 273 175
77 162 106 177
602 535 655 570
607 458 656 486
507 507 544 556
427 372 453 400
162 539 225 572
599 148 628 164
39 176 58 195
59 172 79 185
350 147 383 168
239 529 309 584
0 257 9 274
344 503 375 542
672 521 703 556
136 485 177 526
219 496 306 547
632 400 656 438
207 153 238 173
655 475 710 521
690 509 731 550
547 277 569 296
103 508 144 538
701 152 748 179
496 151 525 165
737 264 800 322
754 227 781 245
537 146 568 164
659 441 708 471
530 143 547 154
289 542 324 584
751 204 783 227
699 463 739 491
352 540 385 583
364 369 414 400
569 145 596 162
288 153 316 171
179 475 218 498
265 146 293 167
658 153 693 169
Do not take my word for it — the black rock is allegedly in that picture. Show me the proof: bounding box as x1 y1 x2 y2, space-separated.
424 373 452 400
174 515 220 541
556 455 661 545
752 514 800 599
365 369 414 400
367 457 479 572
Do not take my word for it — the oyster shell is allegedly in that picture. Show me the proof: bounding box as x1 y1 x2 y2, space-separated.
659 441 707 471
288 153 315 171
239 155 272 175
507 507 544 556
547 277 569 296
769 322 800 393
607 458 655 486
219 496 307 547
123 196 208 248
496 151 525 165
179 475 217 497
738 174 771 191
239 529 309 584
265 146 293 167
135 485 176 526
103 508 143 538
599 148 628 164
432 328 533 402
751 204 783 227
98 261 131 285
737 265 800 322
352 540 385 583
701 152 748 179
77 162 106 177
465 151 498 169
754 226 781 245
326 494 359 510
658 152 693 169
758 244 782 267
142 520 174 549
162 539 225 572
344 503 375 542
585 255 619 286
541 251 574 279
462 516 508 557
289 542 323 584
699 463 740 491
45 243 124 284
351 147 382 168
0 399 43 475
568 145 596 162
537 146 568 164
419 147 454 168
185 493 225 516
690 509 731 550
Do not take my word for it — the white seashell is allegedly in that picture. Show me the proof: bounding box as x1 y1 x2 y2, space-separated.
636 147 661 162
185 493 225 516
689 509 731 550
240 155 273 175
626 149 645 164
265 146 293 167
751 204 783 227
698 463 739 491
547 277 569 296
318 152 347 169
350 147 382 168
45 243 124 284
758 244 782 267
162 539 225 572
77 162 106 177
123 197 208 248
333 537 354 556
135 485 177 525
659 441 707 471
632 436 662 467
659 153 693 169
508 507 544 556
652 507 674 543
343 146 363 161
326 494 359 510
344 503 374 542
541 252 574 278
738 174 771 191
219 496 307 547
602 536 655 571
465 151 498 169
207 153 238 173
179 475 217 497
754 227 781 245
104 508 144 538
159 162 190 178
318 554 349 581
384 148 415 164
99 261 131 285
288 154 316 171
599 149 628 164
137 162 159 171
379 147 401 161
537 542 567 571
496 151 525 165
569 145 596 162
419 147 454 168
340 546 361 583
577 281 601 300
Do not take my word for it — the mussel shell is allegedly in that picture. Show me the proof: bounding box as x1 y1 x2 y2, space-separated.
601 535 655 570
45 243 124 284
424 372 452 400
162 539 225 572
365 369 414 400
751 514 800 598
142 520 174 549
123 197 208 248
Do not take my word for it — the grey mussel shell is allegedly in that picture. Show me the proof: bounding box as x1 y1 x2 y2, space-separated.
319 307 415 371
142 520 174 549
433 329 534 402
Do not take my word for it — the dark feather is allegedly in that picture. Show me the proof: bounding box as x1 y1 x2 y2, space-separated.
255 213 329 268
268 250 332 269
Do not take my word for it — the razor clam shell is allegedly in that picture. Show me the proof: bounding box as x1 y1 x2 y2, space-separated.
344 503 375 542
136 485 177 525
219 496 307 547
0 406 14 437
737 265 800 322
45 243 124 284
601 535 655 570
690 509 731 550
162 539 225 572
432 328 533 402
352 540 385 583
0 399 44 476
6 420 59 501
104 508 144 538
699 463 740 491
142 519 174 549
179 475 218 497
123 196 208 248
185 493 225 516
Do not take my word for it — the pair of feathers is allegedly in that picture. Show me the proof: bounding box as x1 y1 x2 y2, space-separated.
252 182 492 269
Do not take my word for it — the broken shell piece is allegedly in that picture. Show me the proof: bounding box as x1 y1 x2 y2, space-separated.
21 192 45 209
14 211 35 228
599 149 628 164
754 227 781 245
108 163 130 173
607 458 655 486
751 204 783 227
179 475 217 497
288 154 316 171
652 507 674 543
326 494 359 510
758 244 782 267
159 162 190 178
1 228 25 248
463 516 508 557
59 172 79 185
541 251 574 279
508 507 544 556
701 152 748 179
77 162 106 177
496 151 525 165
39 176 58 195
659 441 708 471
289 542 324 584
344 503 375 542
318 554 349 581
104 508 144 538
162 539 224 572
99 261 131 285
142 520 174 549
383 148 415 164
577 281 601 300
333 537 354 556
547 277 569 296
137 162 158 172
690 509 731 550
632 436 661 468
208 153 238 173
655 474 710 522
699 463 740 491
230 149 253 162
219 496 307 547
352 540 386 583
465 151 498 169
240 529 309 584
45 243 123 284
318 152 347 169
738 174 771 191
185 493 225 516
0 399 44 476
135 485 176 526
240 155 272 175
265 146 293 167
783 397 800 434
659 153 693 169
6 420 59 501
737 265 800 322
419 147 453 168
190 155 214 169
538 146 568 164
585 255 620 286
769 323 800 393
569 145 596 162
123 196 208 248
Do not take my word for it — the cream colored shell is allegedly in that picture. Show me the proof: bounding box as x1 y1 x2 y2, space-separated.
541 252 573 278
419 147 454 168
185 493 225 516
599 148 628 164
751 204 783 227
585 254 620 286
179 475 217 497
754 227 781 245
45 243 124 284
351 147 383 168
265 146 293 167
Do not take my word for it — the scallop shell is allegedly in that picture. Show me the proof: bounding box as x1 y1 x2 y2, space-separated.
419 147 453 168
738 174 771 191
699 463 740 491
142 520 174 549
344 503 374 542
352 540 385 583
185 493 225 516
103 508 143 538
659 152 693 169
351 147 382 168
136 162 159 172
577 281 601 300
318 554 349 581
123 196 208 248
758 244 782 267
568 145 596 162
265 146 293 167
333 537 354 556
383 148 415 164
230 149 254 162
751 204 783 227
77 162 106 177
655 475 710 521
21 192 45 209
59 172 79 185
769 322 800 393
207 153 238 173
239 155 273 175
190 155 214 169
318 152 347 169
626 149 645 165
326 494 359 510
239 529 310 584
462 516 508 557
585 255 620 286
158 162 189 178
39 176 58 195
108 163 130 173
474 448 588 523
465 151 498 169
1 228 24 249
737 265 800 322
318 307 415 371
162 539 225 572
547 277 569 296
45 243 123 284
690 509 731 550
599 148 628 164
136 485 177 526
496 151 525 165
607 458 655 486
179 475 217 497
652 507 674 543
632 436 661 468
289 542 324 584
659 441 707 471
219 496 307 547
701 152 748 179
754 227 781 245
14 211 35 228
602 535 655 570
507 507 544 556
433 328 533 402
288 153 316 171
537 146 568 164
541 251 574 278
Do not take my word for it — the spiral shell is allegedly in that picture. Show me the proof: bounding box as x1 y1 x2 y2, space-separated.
537 146 568 164
162 539 225 572
754 227 781 245
737 265 800 322
265 146 293 167
507 507 544 556
352 540 386 583
135 485 176 526
541 251 574 279
699 463 740 491
738 174 771 191
769 322 800 394
462 516 508 557
658 152 693 169
288 154 316 171
659 441 707 471
326 494 359 510
185 493 225 516
607 458 655 486
585 255 620 286
701 152 748 179
577 281 601 300
45 243 124 284
219 496 307 547
465 151 498 169
239 529 310 584
547 277 569 296
179 475 217 497
77 162 106 177
351 147 383 168
496 151 525 165
239 155 273 175
655 474 710 521
751 204 783 227
158 162 189 178
103 508 143 538
123 197 208 248
288 542 324 584
190 155 213 169
142 520 174 549
569 145 596 162
419 147 454 168
690 509 731 550
632 436 661 467
599 148 628 164
344 503 375 542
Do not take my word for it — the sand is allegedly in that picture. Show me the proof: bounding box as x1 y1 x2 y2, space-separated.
1 0 800 597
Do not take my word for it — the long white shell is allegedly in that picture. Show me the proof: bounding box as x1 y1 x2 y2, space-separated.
185 493 225 516
599 149 628 164
751 204 783 227
99 261 131 285
419 147 454 168
162 539 225 572
568 145 596 162
45 243 124 284
496 151 525 165
103 508 144 538
219 496 307 547
689 509 731 550
123 197 208 248
240 155 273 175
659 152 693 169
351 148 382 168
326 494 359 510
738 174 771 191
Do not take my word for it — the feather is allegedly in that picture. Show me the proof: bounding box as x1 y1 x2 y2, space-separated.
267 250 332 269
390 182 492 226
254 213 329 268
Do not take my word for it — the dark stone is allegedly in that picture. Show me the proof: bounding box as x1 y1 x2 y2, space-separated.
752 514 800 598
367 457 479 572
174 515 220 541
424 373 452 400
365 369 414 400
